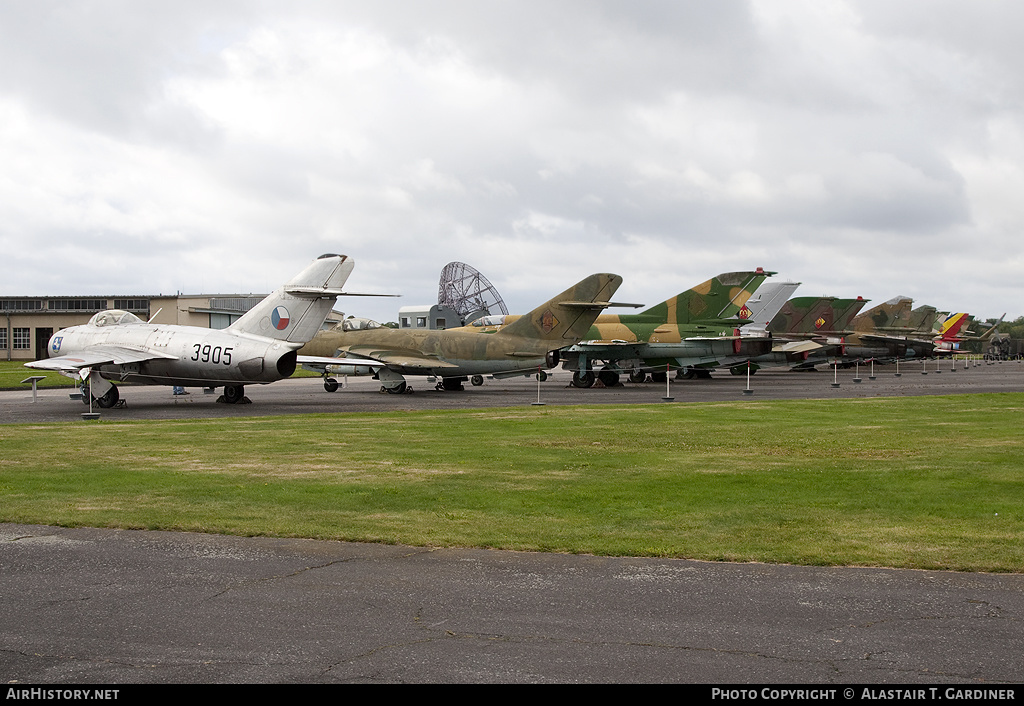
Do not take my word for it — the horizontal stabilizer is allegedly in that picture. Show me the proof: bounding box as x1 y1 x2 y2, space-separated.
296 354 383 369
559 300 643 309
773 340 823 354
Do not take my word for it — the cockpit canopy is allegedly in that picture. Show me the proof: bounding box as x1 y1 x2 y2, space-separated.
470 314 507 327
89 310 143 327
340 317 382 332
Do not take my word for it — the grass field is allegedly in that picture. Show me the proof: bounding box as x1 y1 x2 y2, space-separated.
0 361 75 390
2 393 1022 572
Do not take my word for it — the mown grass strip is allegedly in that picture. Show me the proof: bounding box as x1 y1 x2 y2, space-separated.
1 394 1022 571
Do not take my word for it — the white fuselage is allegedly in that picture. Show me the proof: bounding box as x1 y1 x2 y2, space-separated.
49 322 299 387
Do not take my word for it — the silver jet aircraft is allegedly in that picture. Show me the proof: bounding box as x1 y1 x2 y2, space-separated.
26 253 357 407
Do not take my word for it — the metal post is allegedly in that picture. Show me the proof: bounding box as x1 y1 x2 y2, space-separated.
82 373 100 420
531 366 545 406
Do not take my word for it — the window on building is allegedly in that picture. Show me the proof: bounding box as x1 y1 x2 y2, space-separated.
12 328 30 349
113 299 149 312
0 328 7 350
0 300 42 311
47 299 107 312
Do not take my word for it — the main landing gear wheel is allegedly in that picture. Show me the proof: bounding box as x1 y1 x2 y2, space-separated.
598 368 619 387
383 382 407 394
324 377 339 392
535 371 548 382
471 375 484 386
94 385 120 408
628 370 647 384
439 378 465 391
571 370 595 388
223 384 245 404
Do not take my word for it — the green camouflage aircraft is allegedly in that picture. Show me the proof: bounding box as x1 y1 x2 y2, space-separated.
297 273 624 393
842 296 939 361
553 268 776 387
748 295 869 370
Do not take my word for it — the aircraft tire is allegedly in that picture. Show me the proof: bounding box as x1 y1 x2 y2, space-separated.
95 385 120 409
571 371 595 388
651 372 667 383
598 368 619 387
223 384 245 404
385 382 407 394
441 378 465 391
324 378 339 392
471 375 484 386
535 371 548 382
676 368 697 380
628 370 646 383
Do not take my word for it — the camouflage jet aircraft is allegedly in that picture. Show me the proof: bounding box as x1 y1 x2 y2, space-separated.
747 295 869 371
553 268 777 387
298 273 625 393
840 296 968 362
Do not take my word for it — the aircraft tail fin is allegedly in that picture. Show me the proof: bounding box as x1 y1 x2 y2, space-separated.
638 269 773 325
833 297 869 332
769 297 836 335
769 296 868 336
497 273 623 343
976 314 1006 341
741 281 800 328
228 254 355 344
908 305 938 334
852 296 913 334
936 312 970 341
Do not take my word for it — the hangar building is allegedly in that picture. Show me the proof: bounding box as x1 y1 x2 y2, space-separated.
2 294 343 362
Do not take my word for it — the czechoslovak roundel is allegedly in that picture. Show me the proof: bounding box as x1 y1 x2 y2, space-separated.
272 306 290 330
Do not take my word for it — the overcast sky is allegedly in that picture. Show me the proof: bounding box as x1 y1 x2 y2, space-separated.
2 1 1022 323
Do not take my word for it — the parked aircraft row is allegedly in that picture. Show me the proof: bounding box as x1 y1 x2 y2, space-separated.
25 254 1001 407
298 266 994 394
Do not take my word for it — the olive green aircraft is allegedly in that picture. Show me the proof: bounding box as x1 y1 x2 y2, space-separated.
297 273 625 393
553 268 777 387
749 295 869 370
840 296 969 362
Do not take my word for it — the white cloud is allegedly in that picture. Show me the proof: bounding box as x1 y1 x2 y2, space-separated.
1 0 1022 323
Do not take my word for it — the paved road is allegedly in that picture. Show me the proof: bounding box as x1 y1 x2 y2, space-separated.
3 360 1023 423
2 523 1022 684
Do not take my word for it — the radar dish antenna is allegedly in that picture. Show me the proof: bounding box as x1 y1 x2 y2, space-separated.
437 262 509 323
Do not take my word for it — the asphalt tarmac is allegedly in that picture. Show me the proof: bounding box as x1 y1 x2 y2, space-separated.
2 358 1023 423
2 361 1023 684
2 522 1023 684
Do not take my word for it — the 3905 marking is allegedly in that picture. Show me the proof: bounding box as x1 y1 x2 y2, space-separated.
192 344 233 365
